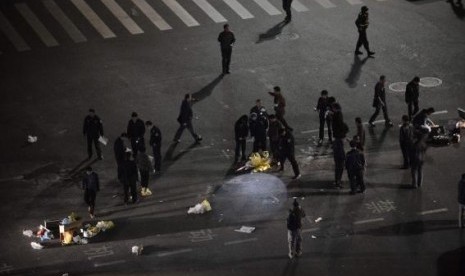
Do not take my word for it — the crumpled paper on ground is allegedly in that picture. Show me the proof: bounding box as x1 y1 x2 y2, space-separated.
27 135 38 143
234 226 256 234
31 242 43 249
96 221 115 232
23 230 33 237
132 245 143 255
187 199 212 214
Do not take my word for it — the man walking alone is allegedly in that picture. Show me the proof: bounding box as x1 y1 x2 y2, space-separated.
218 24 235 75
287 198 306 259
83 108 104 160
82 166 99 218
368 75 393 127
354 6 375 56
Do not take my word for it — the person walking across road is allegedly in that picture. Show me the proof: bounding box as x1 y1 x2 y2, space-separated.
283 0 293 23
123 152 138 204
218 24 235 74
127 112 145 156
315 90 332 145
405 76 421 120
458 173 465 228
146 121 162 173
269 86 292 131
114 132 129 182
399 115 414 169
173 94 203 144
368 75 393 127
354 6 375 56
345 140 366 194
83 108 104 160
82 166 99 219
234 115 249 163
136 148 153 196
287 198 305 259
278 128 301 180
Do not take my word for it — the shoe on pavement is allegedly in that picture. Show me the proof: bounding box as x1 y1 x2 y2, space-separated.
292 174 302 180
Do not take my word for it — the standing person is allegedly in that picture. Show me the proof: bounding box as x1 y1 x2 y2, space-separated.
399 115 414 169
355 117 366 151
234 115 249 163
282 0 293 23
332 103 349 188
345 141 366 194
123 152 138 204
146 121 162 173
82 166 99 219
269 86 292 131
250 99 268 152
173 94 203 144
268 114 283 165
218 24 235 75
278 128 301 180
114 133 128 182
410 139 426 189
405 76 420 120
458 173 465 228
287 198 305 259
315 90 332 145
83 108 104 160
354 6 375 56
127 112 145 156
368 75 393 127
136 148 153 196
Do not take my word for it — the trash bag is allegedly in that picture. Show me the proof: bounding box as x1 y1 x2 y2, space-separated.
188 199 212 214
31 242 44 250
23 230 33 238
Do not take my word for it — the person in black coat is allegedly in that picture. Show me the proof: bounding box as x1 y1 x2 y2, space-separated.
354 6 375 56
399 115 414 169
218 24 236 74
458 173 465 228
368 75 393 127
234 115 249 163
269 86 292 131
345 141 366 194
114 132 128 182
127 112 145 156
123 152 138 204
410 138 427 189
315 90 332 145
82 166 99 218
250 99 268 152
173 94 202 143
282 0 293 23
278 128 301 180
331 103 348 188
405 76 420 120
83 108 104 160
268 114 283 165
146 121 162 172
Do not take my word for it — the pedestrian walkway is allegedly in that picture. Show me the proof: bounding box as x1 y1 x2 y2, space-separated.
0 0 383 52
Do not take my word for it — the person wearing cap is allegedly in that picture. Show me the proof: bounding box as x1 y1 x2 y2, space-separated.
173 94 203 144
368 75 393 127
218 24 236 75
114 132 129 182
82 166 99 218
345 140 366 194
268 86 292 131
127 112 146 156
287 198 306 259
278 128 301 180
354 6 375 56
83 108 104 160
405 76 421 120
283 0 293 23
146 121 162 173
458 174 465 228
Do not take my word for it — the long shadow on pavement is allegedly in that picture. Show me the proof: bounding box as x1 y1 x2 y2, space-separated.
256 21 289 44
192 74 224 104
345 55 370 88
447 0 465 19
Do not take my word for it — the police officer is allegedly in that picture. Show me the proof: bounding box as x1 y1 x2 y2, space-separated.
355 6 375 56
405 76 421 120
250 99 268 152
83 108 104 160
268 86 292 131
278 128 301 180
82 166 99 218
123 152 138 204
173 93 203 144
345 140 366 194
218 24 236 74
268 114 283 165
114 132 128 182
283 0 293 23
127 112 145 156
368 75 393 127
234 115 249 163
146 121 162 173
315 90 332 145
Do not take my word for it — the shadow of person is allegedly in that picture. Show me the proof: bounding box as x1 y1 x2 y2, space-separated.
447 0 465 19
256 21 289 44
191 74 224 104
345 54 371 88
158 142 198 178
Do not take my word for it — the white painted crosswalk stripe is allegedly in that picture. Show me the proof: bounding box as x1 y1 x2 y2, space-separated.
43 0 87 43
15 3 59 47
0 11 31 51
162 0 199 27
314 0 336 9
292 0 309 12
345 0 363 5
253 0 281 16
193 0 227 23
131 0 172 31
71 0 116 39
223 0 254 19
101 0 143 34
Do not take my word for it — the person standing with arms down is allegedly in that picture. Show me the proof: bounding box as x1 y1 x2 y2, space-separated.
355 117 366 151
114 133 128 182
250 99 268 152
268 86 292 131
174 94 203 144
315 90 332 146
399 115 414 169
127 112 145 156
123 152 138 204
332 103 349 188
82 166 99 219
234 115 249 163
405 76 420 120
278 128 301 180
282 0 293 23
458 173 465 228
146 121 162 173
345 140 366 195
287 198 305 259
218 24 235 75
83 108 104 160
410 139 426 189
268 114 283 165
354 6 375 56
368 75 393 127
136 148 153 196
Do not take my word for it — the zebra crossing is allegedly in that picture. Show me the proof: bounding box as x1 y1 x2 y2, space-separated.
0 0 386 53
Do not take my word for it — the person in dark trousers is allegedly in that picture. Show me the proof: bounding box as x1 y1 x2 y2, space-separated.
174 94 202 143
283 0 293 23
458 173 465 228
250 99 268 152
123 152 138 204
405 76 420 120
114 133 128 182
287 198 305 259
269 86 292 131
368 75 393 127
82 166 99 218
234 115 249 163
410 138 426 189
127 112 145 156
278 128 301 180
399 115 414 169
332 103 349 188
315 90 332 145
218 24 236 74
345 140 366 194
412 107 435 135
146 121 162 173
83 108 104 160
354 6 374 56
268 114 283 165
136 148 153 197
355 117 366 151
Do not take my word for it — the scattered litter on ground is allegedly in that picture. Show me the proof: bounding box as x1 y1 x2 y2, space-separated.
31 242 44 249
132 245 143 255
188 199 212 214
236 152 271 172
96 221 115 232
311 235 317 239
23 229 33 237
98 136 109 146
234 226 255 234
315 217 322 223
27 135 38 143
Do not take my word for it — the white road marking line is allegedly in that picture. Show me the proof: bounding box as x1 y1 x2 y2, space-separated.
354 218 384 225
253 0 281 15
71 0 116 39
101 0 143 34
301 129 319 134
292 0 309 12
432 110 448 115
94 260 126 267
345 0 363 5
302 227 320 233
193 0 227 23
224 238 258 245
15 3 59 47
131 0 172 30
162 0 199 27
43 0 87 43
314 0 336 8
223 0 254 19
0 11 30 51
157 248 193 257
418 208 448 215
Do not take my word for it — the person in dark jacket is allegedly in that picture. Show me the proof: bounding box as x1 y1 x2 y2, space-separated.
354 6 375 56
268 114 283 165
218 24 236 74
268 86 292 131
114 132 128 182
234 115 249 163
83 108 104 160
282 0 293 23
345 141 366 194
123 152 138 204
174 94 202 144
412 107 435 134
458 173 465 228
250 99 268 152
368 75 393 127
278 128 301 180
399 115 414 169
127 112 145 156
355 117 366 151
315 90 332 145
331 103 348 188
410 138 427 188
136 148 153 196
287 198 305 259
405 76 420 120
82 166 99 218
146 121 162 173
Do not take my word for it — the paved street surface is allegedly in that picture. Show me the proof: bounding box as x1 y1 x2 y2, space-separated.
1 0 465 275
